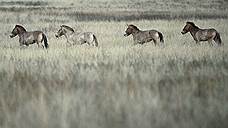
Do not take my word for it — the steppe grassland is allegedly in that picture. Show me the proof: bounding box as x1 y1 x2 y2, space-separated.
0 0 228 128
0 19 228 128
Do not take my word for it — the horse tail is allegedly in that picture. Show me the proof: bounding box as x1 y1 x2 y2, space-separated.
158 32 164 43
214 32 222 46
93 34 98 47
42 33 49 49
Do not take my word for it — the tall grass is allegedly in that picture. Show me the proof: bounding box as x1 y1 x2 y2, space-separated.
0 19 228 128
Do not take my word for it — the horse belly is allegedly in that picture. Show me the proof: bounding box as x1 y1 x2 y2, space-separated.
78 35 85 42
24 35 36 44
80 33 93 44
198 30 214 41
135 33 150 43
145 38 153 42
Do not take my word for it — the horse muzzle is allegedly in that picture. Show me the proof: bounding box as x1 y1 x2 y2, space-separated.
181 31 186 35
55 34 59 38
10 34 16 38
124 33 129 37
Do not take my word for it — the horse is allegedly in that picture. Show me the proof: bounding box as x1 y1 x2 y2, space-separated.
181 21 222 46
55 25 98 47
124 24 164 45
10 25 48 49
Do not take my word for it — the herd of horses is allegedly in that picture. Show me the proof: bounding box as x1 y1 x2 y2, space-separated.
10 21 223 49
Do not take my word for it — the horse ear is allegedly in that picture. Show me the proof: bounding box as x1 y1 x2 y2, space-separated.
15 24 22 28
186 21 192 24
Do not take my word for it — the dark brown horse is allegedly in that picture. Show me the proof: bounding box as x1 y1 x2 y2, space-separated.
10 25 48 48
124 24 164 45
181 22 222 46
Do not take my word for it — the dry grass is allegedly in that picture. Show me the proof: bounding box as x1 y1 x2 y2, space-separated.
0 1 228 128
1 19 228 128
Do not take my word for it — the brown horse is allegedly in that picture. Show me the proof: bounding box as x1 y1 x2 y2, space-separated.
124 24 164 45
10 25 48 48
181 22 222 46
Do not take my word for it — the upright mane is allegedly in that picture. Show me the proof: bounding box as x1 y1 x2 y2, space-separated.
186 22 199 29
16 25 27 32
129 25 140 31
61 25 75 33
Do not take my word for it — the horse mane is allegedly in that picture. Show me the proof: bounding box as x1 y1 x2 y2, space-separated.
186 22 199 29
61 25 75 33
16 25 27 32
128 25 140 31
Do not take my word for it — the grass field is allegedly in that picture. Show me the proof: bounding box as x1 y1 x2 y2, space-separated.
0 0 228 128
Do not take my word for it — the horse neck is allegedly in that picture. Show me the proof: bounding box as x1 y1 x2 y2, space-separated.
63 31 75 39
131 29 140 36
74 30 82 35
18 33 25 42
17 31 26 38
18 26 26 32
189 26 200 37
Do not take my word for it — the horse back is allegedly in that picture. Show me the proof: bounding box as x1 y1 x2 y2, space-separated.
199 28 217 36
132 30 158 43
148 29 160 35
79 32 94 41
201 28 217 32
25 31 43 37
22 31 44 44
137 30 155 37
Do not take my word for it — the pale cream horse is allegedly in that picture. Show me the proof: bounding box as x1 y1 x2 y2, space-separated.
55 25 98 47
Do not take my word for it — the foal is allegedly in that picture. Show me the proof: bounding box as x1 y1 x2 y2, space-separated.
181 22 222 46
124 24 164 45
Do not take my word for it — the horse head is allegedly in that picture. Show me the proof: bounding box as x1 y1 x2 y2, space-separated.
56 25 74 38
181 22 199 34
124 24 139 37
10 25 26 38
55 26 64 38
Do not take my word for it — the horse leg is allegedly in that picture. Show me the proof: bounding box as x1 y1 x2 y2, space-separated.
91 40 95 47
66 40 72 47
36 41 41 48
19 39 26 48
90 41 94 46
65 37 72 46
208 39 213 47
19 42 23 48
38 41 44 48
195 41 200 45
88 41 93 46
41 42 45 48
86 41 90 46
153 39 157 46
90 35 95 47
19 43 26 49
